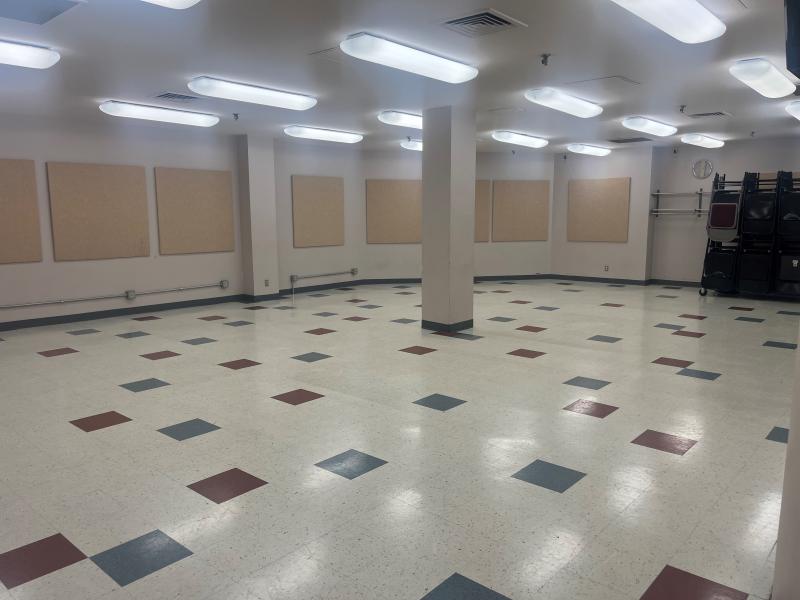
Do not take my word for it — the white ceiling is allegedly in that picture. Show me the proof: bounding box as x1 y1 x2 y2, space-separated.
0 0 796 152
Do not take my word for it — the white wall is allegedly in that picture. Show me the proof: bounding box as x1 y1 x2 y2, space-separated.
0 121 243 324
650 138 800 282
552 147 654 281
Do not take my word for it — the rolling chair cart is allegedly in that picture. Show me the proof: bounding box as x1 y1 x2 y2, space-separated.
699 173 746 296
776 172 800 296
738 173 779 294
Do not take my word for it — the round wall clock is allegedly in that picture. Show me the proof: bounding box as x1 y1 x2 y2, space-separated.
692 158 714 179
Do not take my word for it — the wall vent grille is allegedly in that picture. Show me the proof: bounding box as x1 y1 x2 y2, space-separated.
442 9 525 37
686 111 730 118
155 92 200 103
607 137 652 144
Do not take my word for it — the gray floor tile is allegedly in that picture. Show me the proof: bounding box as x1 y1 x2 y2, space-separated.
588 335 621 343
315 449 387 480
778 310 800 316
512 459 586 493
677 368 721 381
535 306 559 311
392 318 419 324
224 321 253 327
413 393 466 412
120 378 170 393
273 306 295 310
657 294 678 299
292 352 331 363
764 341 797 350
116 331 150 339
564 376 610 390
736 317 765 323
359 304 382 309
67 329 100 335
395 292 416 295
767 426 789 444
488 316 516 322
157 418 220 441
182 337 217 345
314 312 337 317
90 530 192 587
421 573 512 599
308 293 329 298
655 323 686 330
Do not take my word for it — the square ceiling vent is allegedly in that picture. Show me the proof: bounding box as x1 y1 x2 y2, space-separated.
441 9 526 37
0 0 84 25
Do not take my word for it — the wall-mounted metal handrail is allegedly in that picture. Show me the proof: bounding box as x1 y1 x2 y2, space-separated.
0 280 229 309
290 268 358 302
651 189 708 218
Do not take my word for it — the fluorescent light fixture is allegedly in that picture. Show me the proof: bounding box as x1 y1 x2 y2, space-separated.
99 101 219 127
786 101 800 121
622 116 677 137
491 130 549 149
681 134 724 149
729 58 796 99
378 110 423 129
188 77 316 110
140 0 203 8
401 139 423 152
608 0 726 44
524 88 603 118
284 126 363 144
0 40 60 69
339 33 478 84
567 143 611 156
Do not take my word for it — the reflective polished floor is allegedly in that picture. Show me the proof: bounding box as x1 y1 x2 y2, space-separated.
0 280 795 600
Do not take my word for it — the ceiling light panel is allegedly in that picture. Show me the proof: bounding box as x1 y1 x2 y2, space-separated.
378 110 423 129
608 0 726 44
401 139 423 151
284 126 363 144
99 101 219 127
786 101 800 121
622 116 677 137
140 0 203 8
729 58 796 99
188 77 316 110
0 40 60 69
491 130 549 149
567 143 611 156
339 33 478 84
524 88 603 118
680 134 724 148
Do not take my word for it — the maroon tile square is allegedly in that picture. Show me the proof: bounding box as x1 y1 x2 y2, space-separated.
343 316 369 322
38 347 79 358
563 399 619 418
632 429 697 456
510 300 531 304
641 565 747 600
306 328 336 335
672 330 705 338
678 314 706 320
187 468 267 504
492 290 511 294
132 316 160 322
199 315 226 321
272 388 324 405
728 306 753 312
400 346 437 355
652 357 694 368
141 350 180 361
70 411 132 432
517 325 546 333
508 349 546 359
243 306 267 311
602 303 625 307
346 299 367 303
0 533 86 589
219 358 261 370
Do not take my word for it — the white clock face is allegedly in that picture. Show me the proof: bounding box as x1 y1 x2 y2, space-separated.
692 159 714 180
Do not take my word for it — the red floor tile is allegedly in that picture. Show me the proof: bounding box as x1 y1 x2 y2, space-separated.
132 316 160 321
508 349 546 359
679 314 706 320
219 358 261 370
198 315 226 321
563 399 618 418
187 468 267 504
70 411 132 432
140 350 180 360
673 330 706 338
0 533 86 589
272 388 324 405
38 347 79 358
652 357 694 368
343 316 369 322
640 566 747 600
400 346 437 355
632 429 698 456
517 325 546 333
602 303 625 307
305 328 336 335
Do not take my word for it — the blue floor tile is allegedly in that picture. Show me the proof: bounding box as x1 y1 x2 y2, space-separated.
292 352 331 363
181 337 217 345
414 394 466 412
512 459 586 493
767 426 789 444
421 573 512 600
67 329 100 335
535 306 559 311
764 341 797 350
116 331 150 339
677 368 721 381
392 318 418 324
655 323 685 330
90 530 192 587
736 317 764 323
588 335 621 343
315 449 387 480
778 310 800 316
224 321 253 327
488 316 516 322
563 376 610 390
359 304 382 309
314 312 337 317
157 418 220 441
120 378 170 393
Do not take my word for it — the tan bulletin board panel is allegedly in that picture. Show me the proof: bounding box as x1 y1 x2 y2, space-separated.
475 180 491 243
291 175 345 248
492 180 550 242
366 179 422 244
0 159 42 264
47 162 149 261
568 177 631 243
156 167 235 255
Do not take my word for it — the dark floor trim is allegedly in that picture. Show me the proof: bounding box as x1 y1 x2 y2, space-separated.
241 292 284 303
474 274 550 282
278 277 421 296
421 319 474 333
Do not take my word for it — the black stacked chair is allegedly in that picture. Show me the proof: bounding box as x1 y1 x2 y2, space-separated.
776 172 800 296
700 174 744 295
738 173 778 294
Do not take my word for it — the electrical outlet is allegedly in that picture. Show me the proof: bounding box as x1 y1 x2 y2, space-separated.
264 279 269 287
604 265 609 272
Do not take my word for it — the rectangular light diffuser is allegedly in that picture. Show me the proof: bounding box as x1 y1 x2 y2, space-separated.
188 77 317 110
99 101 219 127
608 0 726 44
140 0 203 8
284 126 363 144
681 134 724 148
491 131 549 149
729 58 796 98
400 139 423 151
786 101 800 121
525 88 603 118
622 116 677 137
0 40 60 69
340 33 478 84
567 144 611 156
378 110 423 129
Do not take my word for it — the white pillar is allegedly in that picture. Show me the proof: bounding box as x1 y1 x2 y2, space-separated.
236 135 281 299
421 105 476 332
773 329 800 599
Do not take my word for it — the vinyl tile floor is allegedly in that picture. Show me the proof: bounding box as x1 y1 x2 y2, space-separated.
0 280 796 600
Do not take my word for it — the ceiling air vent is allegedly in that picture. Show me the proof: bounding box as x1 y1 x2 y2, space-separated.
155 92 200 103
686 111 731 119
607 137 652 144
442 9 526 37
0 0 84 25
